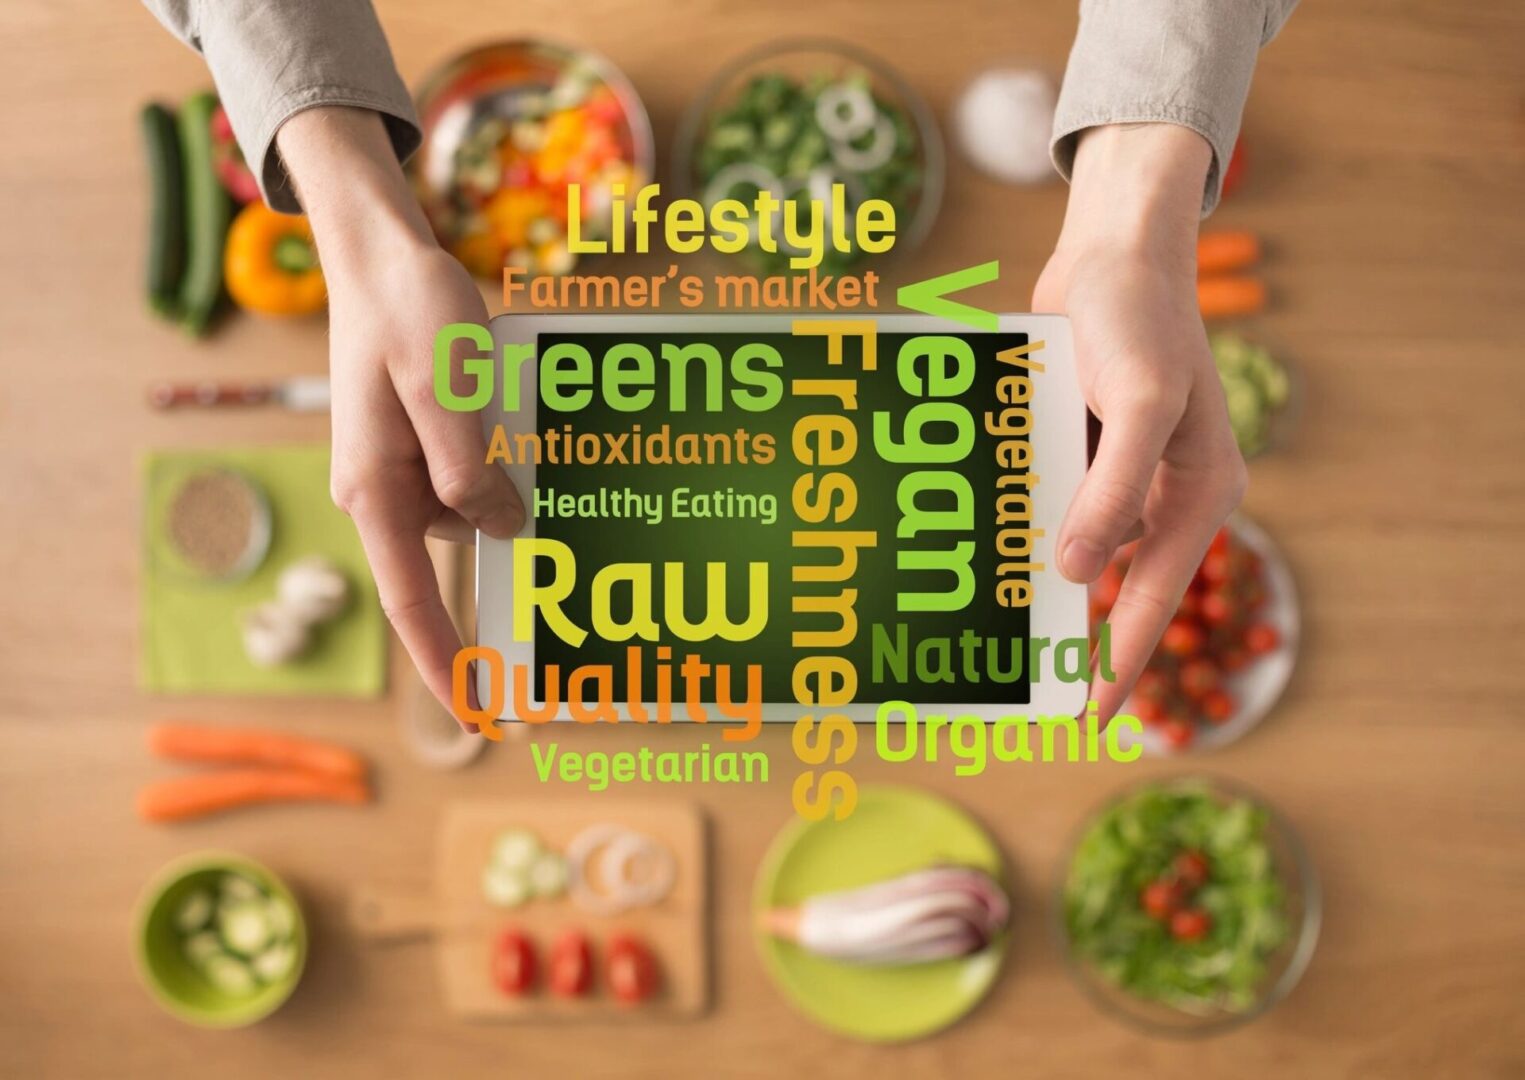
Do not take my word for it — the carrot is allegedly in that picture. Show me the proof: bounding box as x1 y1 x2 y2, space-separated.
1197 230 1261 275
1198 275 1267 319
148 722 367 781
136 768 370 823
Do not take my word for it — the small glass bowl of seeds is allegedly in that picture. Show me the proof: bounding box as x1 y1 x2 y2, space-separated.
159 468 272 583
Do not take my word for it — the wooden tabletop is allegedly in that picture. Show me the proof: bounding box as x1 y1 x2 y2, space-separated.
2 1 1522 1076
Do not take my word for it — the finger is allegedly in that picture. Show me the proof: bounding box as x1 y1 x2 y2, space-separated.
1089 471 1242 724
349 507 482 733
1059 393 1180 583
400 391 525 540
425 508 478 544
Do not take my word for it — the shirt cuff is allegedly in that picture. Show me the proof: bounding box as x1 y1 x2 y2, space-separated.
1049 0 1269 216
192 0 421 213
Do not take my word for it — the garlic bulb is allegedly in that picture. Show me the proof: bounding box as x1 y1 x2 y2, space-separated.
241 601 313 667
954 68 1058 185
276 556 350 623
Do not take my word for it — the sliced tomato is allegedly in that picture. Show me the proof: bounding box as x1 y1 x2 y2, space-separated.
548 929 593 998
605 933 662 1005
491 929 537 996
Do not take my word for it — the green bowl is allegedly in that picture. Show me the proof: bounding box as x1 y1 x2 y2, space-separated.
134 852 307 1028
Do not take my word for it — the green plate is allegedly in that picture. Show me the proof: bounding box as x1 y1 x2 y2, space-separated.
753 786 1009 1042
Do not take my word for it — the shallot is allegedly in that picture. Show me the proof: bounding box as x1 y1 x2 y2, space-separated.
761 866 1009 965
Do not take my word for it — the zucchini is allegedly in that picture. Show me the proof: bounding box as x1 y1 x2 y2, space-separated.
219 901 274 957
219 872 263 904
203 954 257 996
528 852 568 898
491 828 542 873
183 930 225 968
141 102 185 318
252 943 297 983
482 863 530 908
264 897 296 941
175 91 231 336
174 888 213 933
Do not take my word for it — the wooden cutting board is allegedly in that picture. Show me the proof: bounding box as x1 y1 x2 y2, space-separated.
351 799 708 1020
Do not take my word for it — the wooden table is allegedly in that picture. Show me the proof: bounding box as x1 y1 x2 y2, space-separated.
2 1 1522 1076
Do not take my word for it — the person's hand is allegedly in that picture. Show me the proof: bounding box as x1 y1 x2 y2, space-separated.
1033 123 1247 723
277 107 523 722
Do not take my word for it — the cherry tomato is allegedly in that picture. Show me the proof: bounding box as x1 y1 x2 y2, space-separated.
1134 669 1170 702
605 933 662 1005
1140 879 1184 920
1091 563 1124 610
1178 658 1219 700
1200 551 1234 587
1244 622 1281 655
1173 850 1210 889
1219 648 1251 673
1202 689 1237 724
1221 139 1247 199
491 929 537 996
1134 696 1170 726
1160 619 1205 658
548 929 593 998
1207 526 1233 557
1170 907 1213 942
1199 589 1238 628
1160 718 1196 749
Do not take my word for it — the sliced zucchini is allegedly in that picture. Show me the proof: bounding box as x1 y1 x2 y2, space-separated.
183 930 226 968
203 954 257 997
174 888 214 934
219 901 274 957
264 897 297 941
491 829 542 873
527 852 568 898
482 863 531 908
220 872 263 904
251 942 297 983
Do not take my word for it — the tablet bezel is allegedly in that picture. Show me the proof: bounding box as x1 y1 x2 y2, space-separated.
476 313 1089 724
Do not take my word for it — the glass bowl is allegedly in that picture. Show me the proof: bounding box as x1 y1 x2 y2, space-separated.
674 37 944 272
1054 775 1321 1037
412 39 655 278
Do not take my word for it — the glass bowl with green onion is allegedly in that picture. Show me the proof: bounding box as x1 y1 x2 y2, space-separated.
675 37 943 275
1056 776 1321 1037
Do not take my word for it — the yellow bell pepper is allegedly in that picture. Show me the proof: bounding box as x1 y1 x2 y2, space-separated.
224 202 326 317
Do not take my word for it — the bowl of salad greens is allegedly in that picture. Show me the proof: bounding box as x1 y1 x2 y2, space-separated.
675 38 943 274
1058 777 1320 1036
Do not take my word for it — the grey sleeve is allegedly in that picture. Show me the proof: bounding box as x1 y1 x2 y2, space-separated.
1050 0 1300 215
142 0 420 213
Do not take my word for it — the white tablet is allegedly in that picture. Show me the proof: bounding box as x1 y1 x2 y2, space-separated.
474 314 1088 726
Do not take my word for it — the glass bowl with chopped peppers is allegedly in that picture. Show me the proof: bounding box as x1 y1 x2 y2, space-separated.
1057 776 1321 1036
675 38 944 274
412 40 654 279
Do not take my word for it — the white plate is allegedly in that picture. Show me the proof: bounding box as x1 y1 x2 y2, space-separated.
1118 512 1300 756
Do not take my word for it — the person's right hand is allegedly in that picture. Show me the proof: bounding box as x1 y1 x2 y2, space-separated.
1033 124 1248 724
277 107 523 722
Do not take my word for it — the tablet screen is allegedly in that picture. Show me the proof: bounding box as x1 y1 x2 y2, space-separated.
525 330 1035 707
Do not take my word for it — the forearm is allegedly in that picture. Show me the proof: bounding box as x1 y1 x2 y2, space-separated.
141 0 419 212
1051 0 1300 214
275 107 436 274
1055 125 1211 266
